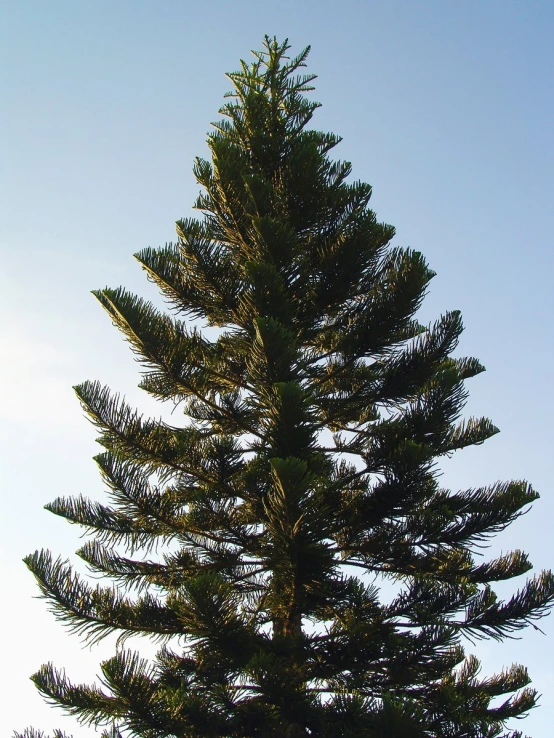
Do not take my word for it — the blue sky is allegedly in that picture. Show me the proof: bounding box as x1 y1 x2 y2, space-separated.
1 1 553 735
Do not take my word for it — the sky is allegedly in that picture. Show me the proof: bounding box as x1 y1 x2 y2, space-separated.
1 0 553 735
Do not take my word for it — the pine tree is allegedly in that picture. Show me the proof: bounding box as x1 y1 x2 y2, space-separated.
16 37 554 738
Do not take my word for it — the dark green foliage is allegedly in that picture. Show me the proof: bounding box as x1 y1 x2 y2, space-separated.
15 37 552 738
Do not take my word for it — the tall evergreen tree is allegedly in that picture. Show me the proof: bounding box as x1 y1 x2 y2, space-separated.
16 37 553 738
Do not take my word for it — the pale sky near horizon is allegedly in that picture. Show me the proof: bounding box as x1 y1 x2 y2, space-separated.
1 1 554 735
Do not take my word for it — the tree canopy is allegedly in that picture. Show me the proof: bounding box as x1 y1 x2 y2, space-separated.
16 37 554 738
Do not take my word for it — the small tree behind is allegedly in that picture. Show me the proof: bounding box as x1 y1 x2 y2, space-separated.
16 38 553 738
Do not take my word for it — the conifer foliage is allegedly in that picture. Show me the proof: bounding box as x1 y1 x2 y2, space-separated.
17 38 553 738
